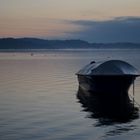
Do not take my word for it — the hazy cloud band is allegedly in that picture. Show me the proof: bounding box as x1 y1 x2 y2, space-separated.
66 17 140 43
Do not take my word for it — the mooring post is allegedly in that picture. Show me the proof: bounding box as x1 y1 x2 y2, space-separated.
133 80 135 107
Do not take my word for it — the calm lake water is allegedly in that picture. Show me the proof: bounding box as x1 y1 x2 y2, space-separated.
0 49 140 140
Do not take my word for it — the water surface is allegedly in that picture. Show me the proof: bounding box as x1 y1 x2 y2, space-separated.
0 49 140 140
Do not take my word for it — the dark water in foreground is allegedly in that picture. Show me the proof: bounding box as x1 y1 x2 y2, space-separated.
0 49 140 140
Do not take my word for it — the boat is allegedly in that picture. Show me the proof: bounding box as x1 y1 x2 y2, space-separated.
76 60 139 95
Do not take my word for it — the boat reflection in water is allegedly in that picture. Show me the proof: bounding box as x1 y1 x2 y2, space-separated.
77 87 139 125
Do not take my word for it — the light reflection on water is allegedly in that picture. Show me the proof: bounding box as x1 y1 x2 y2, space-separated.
77 86 139 139
0 49 140 140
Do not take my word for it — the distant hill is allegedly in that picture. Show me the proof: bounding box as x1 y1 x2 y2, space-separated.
0 38 140 51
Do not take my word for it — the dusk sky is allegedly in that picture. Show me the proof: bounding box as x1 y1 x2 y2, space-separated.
0 0 140 42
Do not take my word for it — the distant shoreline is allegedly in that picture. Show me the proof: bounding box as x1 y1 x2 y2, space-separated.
0 38 140 51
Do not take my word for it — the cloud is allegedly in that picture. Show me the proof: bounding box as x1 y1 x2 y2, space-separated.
65 17 140 43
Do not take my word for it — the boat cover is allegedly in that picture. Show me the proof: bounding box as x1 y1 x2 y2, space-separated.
76 60 139 76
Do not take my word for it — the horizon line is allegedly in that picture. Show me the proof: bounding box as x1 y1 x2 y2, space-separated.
0 37 140 44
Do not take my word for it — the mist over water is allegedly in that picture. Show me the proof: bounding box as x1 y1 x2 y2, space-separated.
0 49 140 140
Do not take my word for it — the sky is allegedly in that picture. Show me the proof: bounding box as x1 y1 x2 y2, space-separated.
0 0 140 43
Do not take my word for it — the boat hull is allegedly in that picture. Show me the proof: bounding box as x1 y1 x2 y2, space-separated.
77 75 136 95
